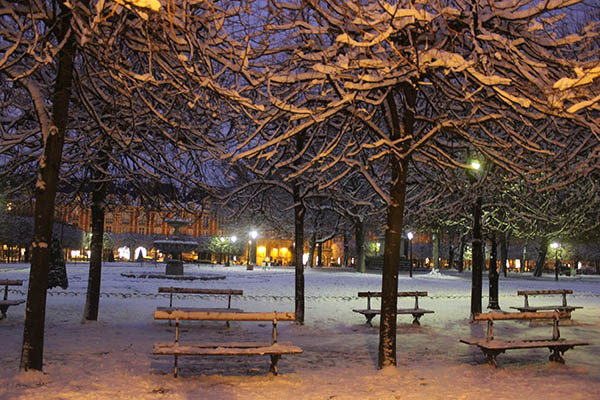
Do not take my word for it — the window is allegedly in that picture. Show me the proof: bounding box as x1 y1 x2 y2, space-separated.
106 226 112 233
105 212 113 224
121 213 131 225
138 227 145 235
202 216 209 228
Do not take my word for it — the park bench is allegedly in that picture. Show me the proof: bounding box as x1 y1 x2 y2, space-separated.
0 279 25 320
153 309 303 377
158 287 244 326
510 289 583 315
460 311 589 367
352 291 434 326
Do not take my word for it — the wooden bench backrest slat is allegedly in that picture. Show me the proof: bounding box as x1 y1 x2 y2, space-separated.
517 289 572 296
357 291 427 297
473 311 570 321
154 310 295 321
158 287 243 295
0 280 23 286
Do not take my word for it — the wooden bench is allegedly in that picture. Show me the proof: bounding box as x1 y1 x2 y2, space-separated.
158 287 243 326
352 291 434 326
510 289 583 315
460 311 589 367
0 279 25 320
153 309 303 377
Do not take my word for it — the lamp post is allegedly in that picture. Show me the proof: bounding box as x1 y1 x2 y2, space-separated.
247 230 257 270
551 242 560 281
467 157 484 318
407 232 414 277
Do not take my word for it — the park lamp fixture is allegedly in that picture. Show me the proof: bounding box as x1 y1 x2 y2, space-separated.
249 230 258 240
407 232 414 241
551 242 559 250
230 235 237 243
470 160 481 170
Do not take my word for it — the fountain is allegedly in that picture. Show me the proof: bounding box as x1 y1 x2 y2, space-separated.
154 217 198 275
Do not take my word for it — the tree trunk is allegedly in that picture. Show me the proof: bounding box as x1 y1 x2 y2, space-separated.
84 151 109 321
20 4 75 371
500 231 509 277
458 235 465 273
488 234 500 309
448 230 455 270
307 231 316 268
521 244 527 273
470 196 483 318
355 220 366 273
533 237 549 277
293 133 305 325
343 231 350 267
317 240 323 267
378 86 412 369
432 230 440 270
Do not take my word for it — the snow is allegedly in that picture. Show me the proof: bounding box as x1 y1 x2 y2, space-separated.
1 262 599 399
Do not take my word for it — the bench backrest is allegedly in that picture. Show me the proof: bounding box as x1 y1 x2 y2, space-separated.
158 287 243 295
1 280 23 301
517 289 572 307
155 310 296 344
517 289 572 296
154 309 295 322
473 311 569 321
357 291 427 297
474 311 568 341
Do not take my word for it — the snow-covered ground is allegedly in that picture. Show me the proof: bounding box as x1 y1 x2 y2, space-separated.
1 262 599 399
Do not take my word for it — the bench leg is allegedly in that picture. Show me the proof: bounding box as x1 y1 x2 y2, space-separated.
174 354 179 378
481 349 504 368
549 348 566 364
0 305 7 320
269 355 281 375
364 314 376 327
411 313 422 326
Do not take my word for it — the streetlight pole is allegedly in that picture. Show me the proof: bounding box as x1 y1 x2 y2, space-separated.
247 230 257 271
407 232 414 278
551 242 560 281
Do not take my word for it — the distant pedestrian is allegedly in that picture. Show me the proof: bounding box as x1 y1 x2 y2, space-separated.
48 238 68 289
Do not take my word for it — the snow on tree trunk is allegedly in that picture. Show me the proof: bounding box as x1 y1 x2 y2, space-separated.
470 196 483 318
20 5 75 371
307 231 316 268
84 152 109 321
534 237 549 277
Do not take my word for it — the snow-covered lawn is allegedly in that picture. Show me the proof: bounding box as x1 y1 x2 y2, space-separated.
1 262 599 399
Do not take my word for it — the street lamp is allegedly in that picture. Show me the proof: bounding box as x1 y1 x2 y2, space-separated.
467 156 484 318
407 232 414 278
551 242 560 281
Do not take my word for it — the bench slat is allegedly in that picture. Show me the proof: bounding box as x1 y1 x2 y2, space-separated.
158 287 243 295
0 280 23 286
472 311 570 321
357 291 427 297
154 310 296 321
156 307 243 314
0 300 25 306
153 342 303 356
353 308 434 315
460 338 589 350
517 289 572 296
510 306 582 312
